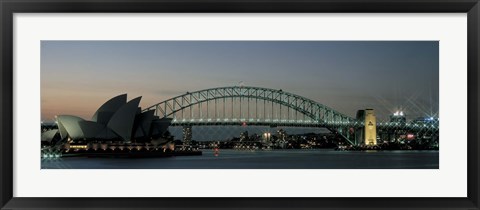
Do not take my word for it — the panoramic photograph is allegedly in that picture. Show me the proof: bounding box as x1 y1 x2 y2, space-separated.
40 41 439 169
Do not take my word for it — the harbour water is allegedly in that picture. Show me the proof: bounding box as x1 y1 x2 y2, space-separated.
41 149 439 169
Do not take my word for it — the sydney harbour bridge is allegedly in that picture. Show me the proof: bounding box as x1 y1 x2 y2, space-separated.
143 86 439 146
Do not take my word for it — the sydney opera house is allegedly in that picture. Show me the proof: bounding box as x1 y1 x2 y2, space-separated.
41 94 172 146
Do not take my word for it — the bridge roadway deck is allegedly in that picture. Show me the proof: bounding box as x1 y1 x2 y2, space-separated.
170 120 437 131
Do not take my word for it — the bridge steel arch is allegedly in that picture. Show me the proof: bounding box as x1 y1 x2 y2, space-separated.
144 86 360 145
144 86 357 125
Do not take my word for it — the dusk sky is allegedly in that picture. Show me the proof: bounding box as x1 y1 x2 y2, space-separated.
41 41 438 122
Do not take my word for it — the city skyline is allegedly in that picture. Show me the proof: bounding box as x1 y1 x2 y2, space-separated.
41 41 439 122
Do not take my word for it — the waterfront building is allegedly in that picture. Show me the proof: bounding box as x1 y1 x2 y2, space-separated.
182 125 193 144
41 94 172 145
263 132 272 142
413 116 438 123
277 129 287 141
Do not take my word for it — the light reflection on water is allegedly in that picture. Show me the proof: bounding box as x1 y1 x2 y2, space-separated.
41 149 439 169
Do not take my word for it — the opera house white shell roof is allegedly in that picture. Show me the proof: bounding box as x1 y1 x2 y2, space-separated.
44 94 171 142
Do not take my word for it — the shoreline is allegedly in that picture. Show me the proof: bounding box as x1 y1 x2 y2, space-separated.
43 150 203 159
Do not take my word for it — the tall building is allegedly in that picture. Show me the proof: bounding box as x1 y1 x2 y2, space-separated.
182 125 192 144
390 111 406 124
277 129 287 141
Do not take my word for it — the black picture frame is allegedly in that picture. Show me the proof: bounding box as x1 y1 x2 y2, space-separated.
1 0 479 209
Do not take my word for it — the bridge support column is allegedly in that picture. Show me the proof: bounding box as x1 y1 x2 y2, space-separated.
364 109 377 145
355 109 377 146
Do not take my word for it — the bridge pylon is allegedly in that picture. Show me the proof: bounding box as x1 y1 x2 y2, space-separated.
355 109 377 146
